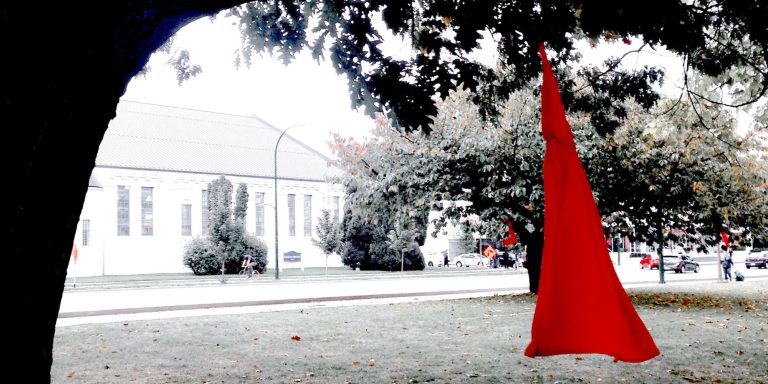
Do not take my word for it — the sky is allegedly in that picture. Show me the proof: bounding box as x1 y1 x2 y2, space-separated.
122 15 380 158
122 13 742 159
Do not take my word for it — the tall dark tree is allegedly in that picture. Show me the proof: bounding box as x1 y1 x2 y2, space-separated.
4 1 768 380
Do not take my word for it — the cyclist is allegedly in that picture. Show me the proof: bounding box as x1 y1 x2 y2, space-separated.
241 252 255 278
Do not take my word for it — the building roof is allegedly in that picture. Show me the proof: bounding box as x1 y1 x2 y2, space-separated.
96 100 340 181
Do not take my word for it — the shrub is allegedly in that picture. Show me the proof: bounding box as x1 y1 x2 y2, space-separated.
183 237 220 275
242 234 269 273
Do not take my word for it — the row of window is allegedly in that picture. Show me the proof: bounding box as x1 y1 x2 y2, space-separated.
115 187 340 238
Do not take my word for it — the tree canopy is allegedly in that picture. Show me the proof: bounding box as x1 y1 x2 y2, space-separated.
331 83 768 292
221 0 768 134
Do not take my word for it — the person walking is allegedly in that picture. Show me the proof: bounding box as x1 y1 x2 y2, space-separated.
722 251 734 282
443 251 449 268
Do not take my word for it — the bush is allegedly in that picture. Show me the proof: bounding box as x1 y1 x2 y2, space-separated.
242 234 269 273
183 237 221 275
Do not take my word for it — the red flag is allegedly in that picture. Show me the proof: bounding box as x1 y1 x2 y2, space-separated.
720 232 730 248
524 43 659 363
501 217 518 246
71 244 79 264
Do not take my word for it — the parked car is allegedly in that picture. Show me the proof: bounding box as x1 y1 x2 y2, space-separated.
452 253 489 267
630 252 651 258
423 251 442 267
639 254 659 269
661 254 700 273
745 250 768 269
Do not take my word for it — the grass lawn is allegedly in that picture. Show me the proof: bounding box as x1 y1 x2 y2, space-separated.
52 281 768 383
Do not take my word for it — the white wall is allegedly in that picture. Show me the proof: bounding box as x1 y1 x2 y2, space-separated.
70 167 344 276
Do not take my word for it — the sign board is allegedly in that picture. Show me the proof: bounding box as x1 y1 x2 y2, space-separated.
283 251 301 263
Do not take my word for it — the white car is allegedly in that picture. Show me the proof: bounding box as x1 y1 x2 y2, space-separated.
451 253 489 267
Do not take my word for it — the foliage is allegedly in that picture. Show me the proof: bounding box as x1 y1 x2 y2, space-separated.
186 176 268 275
332 84 768 292
337 182 425 271
243 233 269 273
598 76 768 253
313 209 342 255
339 195 373 270
234 182 248 221
182 237 220 275
386 217 420 271
223 1 768 135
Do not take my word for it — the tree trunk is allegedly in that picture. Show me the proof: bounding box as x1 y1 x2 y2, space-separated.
2 2 243 381
514 223 544 294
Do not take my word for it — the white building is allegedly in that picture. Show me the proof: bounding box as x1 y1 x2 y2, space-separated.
69 101 345 276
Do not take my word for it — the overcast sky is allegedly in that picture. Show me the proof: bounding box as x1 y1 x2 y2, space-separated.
121 15 381 158
121 14 709 159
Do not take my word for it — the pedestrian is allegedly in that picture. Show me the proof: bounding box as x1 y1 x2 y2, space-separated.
443 251 449 268
722 251 734 282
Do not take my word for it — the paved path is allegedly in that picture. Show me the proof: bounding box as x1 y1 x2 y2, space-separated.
57 261 768 326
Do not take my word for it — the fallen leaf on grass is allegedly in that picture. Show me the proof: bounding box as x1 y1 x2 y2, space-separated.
291 335 301 341
352 360 360 366
368 359 376 367
66 371 76 378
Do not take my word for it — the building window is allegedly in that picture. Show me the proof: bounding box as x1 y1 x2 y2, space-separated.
82 219 90 246
201 190 208 235
304 195 312 236
288 194 296 236
117 185 130 236
181 204 192 236
141 187 153 236
255 192 265 236
332 196 340 222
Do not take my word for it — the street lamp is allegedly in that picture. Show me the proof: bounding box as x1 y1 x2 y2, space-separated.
273 124 303 280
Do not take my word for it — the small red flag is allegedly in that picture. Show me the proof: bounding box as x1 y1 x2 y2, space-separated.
524 43 659 363
71 244 79 264
720 232 730 248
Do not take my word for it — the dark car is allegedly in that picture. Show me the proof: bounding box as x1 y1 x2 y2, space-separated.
661 254 700 273
745 250 768 269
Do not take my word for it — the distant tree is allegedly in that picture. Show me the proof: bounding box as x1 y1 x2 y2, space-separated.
333 87 768 292
200 177 267 274
456 224 478 255
386 217 420 272
312 209 342 272
234 182 248 221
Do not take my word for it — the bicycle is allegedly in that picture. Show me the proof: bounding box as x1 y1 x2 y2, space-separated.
238 265 260 280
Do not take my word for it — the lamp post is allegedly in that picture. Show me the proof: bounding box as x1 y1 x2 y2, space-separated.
273 124 303 280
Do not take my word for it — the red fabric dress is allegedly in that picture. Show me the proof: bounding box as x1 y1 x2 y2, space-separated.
523 43 660 363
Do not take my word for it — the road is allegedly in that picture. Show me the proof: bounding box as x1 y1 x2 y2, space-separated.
57 260 768 326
